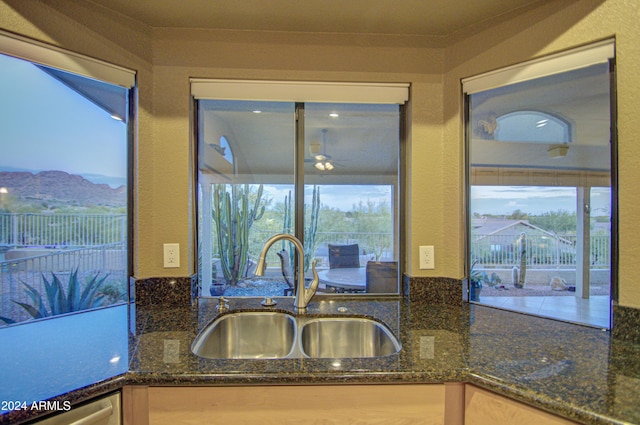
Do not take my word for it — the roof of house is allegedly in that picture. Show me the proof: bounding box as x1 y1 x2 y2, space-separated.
471 218 573 245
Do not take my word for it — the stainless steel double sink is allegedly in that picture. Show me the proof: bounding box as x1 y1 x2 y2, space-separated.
191 311 402 360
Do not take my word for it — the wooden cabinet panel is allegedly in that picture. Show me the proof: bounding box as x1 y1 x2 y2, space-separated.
122 386 149 425
146 384 445 425
465 385 578 425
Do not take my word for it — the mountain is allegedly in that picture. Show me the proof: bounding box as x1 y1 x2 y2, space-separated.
0 170 126 207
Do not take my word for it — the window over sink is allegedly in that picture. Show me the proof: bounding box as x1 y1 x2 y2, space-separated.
193 80 408 297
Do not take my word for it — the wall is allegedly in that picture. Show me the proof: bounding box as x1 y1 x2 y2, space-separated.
1 0 638 309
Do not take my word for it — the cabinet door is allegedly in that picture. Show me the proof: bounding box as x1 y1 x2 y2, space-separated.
146 384 445 425
465 385 578 425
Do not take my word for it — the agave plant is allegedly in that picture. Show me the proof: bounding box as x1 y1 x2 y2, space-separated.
0 270 108 324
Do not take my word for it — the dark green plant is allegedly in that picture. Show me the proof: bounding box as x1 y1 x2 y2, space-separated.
469 261 484 288
517 232 527 288
212 184 266 286
0 270 108 324
99 280 127 304
281 186 321 273
304 185 321 272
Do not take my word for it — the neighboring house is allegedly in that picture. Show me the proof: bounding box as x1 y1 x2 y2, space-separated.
471 218 575 266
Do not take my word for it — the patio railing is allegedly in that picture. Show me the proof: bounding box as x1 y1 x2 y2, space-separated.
0 242 127 323
252 229 394 264
0 212 126 247
0 212 128 324
471 234 610 269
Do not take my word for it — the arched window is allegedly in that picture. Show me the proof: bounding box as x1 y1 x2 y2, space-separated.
495 110 571 144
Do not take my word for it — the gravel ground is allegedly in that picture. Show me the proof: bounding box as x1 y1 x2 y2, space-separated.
217 279 291 297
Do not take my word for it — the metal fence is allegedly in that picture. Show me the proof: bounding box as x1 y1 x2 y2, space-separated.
250 229 394 266
0 213 126 247
0 242 127 323
0 212 128 324
471 233 610 269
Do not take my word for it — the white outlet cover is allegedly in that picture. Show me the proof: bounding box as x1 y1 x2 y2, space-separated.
419 245 435 269
163 243 180 268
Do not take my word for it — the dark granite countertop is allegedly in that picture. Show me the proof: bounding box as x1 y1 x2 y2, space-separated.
2 297 640 424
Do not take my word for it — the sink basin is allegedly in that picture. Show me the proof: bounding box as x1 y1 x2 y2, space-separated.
191 311 296 359
300 317 401 358
191 311 401 360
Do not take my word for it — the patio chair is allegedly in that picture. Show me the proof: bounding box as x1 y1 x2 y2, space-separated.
365 261 398 293
328 244 360 269
276 249 295 296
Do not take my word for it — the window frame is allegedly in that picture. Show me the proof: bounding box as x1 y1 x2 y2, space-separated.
192 80 408 297
463 40 617 328
0 31 136 319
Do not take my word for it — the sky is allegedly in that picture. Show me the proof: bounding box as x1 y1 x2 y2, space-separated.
262 184 392 212
0 54 127 186
471 186 611 216
244 184 611 216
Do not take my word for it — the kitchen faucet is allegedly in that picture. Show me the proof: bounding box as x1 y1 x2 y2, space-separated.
254 234 319 314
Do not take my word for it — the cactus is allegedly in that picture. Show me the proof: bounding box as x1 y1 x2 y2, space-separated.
212 184 265 286
304 185 321 271
282 190 293 248
280 186 321 273
517 232 527 288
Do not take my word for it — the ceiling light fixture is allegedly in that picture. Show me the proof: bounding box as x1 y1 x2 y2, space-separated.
315 161 334 171
314 129 334 171
329 113 339 118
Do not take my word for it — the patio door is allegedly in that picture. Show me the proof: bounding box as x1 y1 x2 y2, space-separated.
464 40 616 328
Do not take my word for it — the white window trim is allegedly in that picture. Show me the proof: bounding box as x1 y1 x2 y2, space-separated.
0 29 135 88
191 79 409 104
462 39 614 94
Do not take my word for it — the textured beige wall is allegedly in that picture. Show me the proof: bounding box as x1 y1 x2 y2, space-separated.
1 0 639 308
148 28 445 278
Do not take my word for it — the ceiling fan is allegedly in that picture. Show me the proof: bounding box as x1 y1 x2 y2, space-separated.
308 129 335 171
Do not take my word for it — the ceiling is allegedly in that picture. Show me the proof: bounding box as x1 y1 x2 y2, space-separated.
88 0 543 37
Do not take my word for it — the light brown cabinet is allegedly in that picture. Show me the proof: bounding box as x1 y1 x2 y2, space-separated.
123 384 579 425
124 384 449 425
464 385 579 425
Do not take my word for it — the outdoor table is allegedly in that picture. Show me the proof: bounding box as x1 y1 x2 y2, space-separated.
318 267 366 292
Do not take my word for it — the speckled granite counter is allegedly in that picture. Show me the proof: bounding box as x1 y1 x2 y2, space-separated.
2 297 640 424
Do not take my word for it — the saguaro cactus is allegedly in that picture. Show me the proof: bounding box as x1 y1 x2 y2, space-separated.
517 232 527 288
281 186 321 273
304 185 321 272
212 184 265 286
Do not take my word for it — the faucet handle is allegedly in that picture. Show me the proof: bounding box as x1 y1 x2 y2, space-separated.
215 296 229 313
303 259 320 306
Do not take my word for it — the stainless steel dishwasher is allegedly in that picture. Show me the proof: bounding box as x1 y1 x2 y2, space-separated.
32 393 120 425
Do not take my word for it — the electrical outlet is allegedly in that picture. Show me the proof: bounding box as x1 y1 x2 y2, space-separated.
163 243 180 268
419 245 435 269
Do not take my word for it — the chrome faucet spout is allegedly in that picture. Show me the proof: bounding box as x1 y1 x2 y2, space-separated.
255 233 319 314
